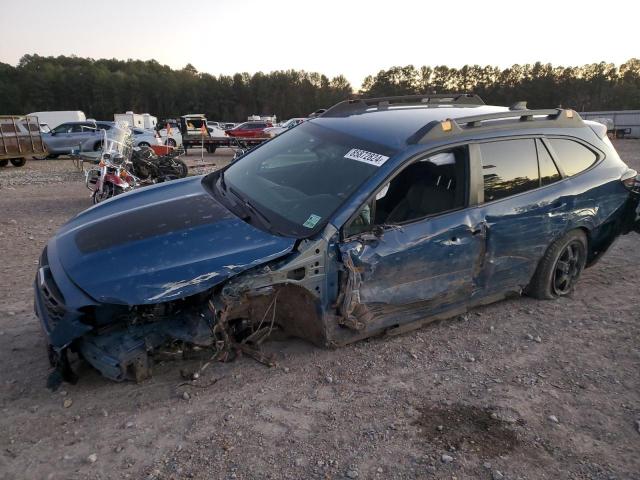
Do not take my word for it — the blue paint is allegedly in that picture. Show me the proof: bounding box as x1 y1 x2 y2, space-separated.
54 176 295 305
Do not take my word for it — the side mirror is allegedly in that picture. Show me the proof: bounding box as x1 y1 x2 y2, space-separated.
372 225 385 238
50 131 57 136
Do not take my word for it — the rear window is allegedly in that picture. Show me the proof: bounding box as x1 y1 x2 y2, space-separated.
547 138 597 176
480 139 539 202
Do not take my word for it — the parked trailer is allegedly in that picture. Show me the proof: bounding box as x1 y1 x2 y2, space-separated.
579 110 640 138
179 114 268 154
0 115 48 167
142 113 157 130
114 112 145 129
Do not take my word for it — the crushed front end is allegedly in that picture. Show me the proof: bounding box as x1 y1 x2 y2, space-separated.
34 223 342 388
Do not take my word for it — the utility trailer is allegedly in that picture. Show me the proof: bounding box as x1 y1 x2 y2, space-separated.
579 110 640 138
179 114 268 154
0 115 47 167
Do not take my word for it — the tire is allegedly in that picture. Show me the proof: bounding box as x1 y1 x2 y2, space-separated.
33 154 48 160
47 154 59 159
175 159 188 178
206 145 217 154
138 142 150 148
10 158 27 167
92 182 116 204
526 230 588 300
0 159 8 167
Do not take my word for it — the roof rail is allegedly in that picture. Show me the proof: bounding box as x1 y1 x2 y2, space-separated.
410 108 584 144
321 93 484 117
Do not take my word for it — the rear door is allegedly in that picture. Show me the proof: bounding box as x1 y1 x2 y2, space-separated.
474 137 564 294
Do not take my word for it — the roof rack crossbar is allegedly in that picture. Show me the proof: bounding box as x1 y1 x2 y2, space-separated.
412 108 583 144
321 93 484 117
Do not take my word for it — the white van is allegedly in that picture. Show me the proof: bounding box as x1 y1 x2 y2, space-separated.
27 111 86 130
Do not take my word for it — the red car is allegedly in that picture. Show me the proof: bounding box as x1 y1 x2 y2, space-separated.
225 121 272 138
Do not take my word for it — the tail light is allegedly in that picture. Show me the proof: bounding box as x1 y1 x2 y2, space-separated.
621 169 640 193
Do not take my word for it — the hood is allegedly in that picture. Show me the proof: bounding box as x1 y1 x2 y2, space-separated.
54 176 295 305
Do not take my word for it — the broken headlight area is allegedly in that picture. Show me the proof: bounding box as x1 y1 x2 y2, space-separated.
49 289 283 388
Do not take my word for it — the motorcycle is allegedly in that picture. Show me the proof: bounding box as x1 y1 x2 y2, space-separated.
130 145 188 182
85 151 138 204
84 123 138 204
230 137 251 162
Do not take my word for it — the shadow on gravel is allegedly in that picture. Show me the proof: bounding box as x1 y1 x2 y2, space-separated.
416 404 521 458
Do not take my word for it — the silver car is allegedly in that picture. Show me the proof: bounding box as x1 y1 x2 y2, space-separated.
42 121 114 157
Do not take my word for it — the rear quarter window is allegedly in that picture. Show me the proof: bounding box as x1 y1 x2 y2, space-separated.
547 138 597 177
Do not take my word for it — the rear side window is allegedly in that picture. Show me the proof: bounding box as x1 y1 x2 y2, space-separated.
536 139 561 186
547 138 597 176
480 139 539 202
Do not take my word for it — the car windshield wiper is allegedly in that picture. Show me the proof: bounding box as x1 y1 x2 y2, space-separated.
228 186 274 233
218 170 227 191
245 200 273 230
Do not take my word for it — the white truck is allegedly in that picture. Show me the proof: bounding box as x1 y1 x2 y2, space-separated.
27 110 86 131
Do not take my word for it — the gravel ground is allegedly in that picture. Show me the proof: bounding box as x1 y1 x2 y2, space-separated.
0 142 639 480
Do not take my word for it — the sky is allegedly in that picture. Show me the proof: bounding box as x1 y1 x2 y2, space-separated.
0 0 638 89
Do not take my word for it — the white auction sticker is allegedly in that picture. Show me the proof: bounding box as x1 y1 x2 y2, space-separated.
344 148 390 167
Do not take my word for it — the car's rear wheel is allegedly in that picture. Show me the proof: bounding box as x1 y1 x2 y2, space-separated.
527 230 587 300
47 154 59 159
0 159 9 167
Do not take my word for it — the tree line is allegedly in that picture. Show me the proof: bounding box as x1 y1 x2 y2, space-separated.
0 55 639 122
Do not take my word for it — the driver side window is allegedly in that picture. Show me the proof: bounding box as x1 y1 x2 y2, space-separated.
345 146 469 236
52 123 72 134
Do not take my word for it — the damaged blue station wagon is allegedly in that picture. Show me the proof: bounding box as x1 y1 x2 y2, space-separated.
35 94 640 385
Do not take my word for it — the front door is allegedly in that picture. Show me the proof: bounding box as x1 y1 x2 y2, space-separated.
337 146 486 332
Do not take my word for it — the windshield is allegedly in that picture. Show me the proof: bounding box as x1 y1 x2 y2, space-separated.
218 121 398 237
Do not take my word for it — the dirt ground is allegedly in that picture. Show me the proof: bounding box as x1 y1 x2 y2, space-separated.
0 142 639 480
